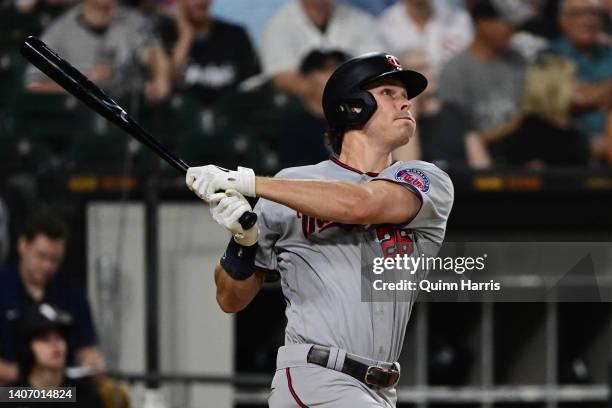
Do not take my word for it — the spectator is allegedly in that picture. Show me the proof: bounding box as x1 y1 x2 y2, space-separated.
163 0 261 106
604 0 612 33
376 0 474 77
504 55 590 166
438 0 532 158
395 48 491 168
0 210 104 385
207 0 286 45
6 303 103 408
545 0 612 162
277 49 348 168
24 0 171 104
511 0 559 62
260 0 382 97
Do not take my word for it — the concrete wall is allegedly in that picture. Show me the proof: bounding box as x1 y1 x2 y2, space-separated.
87 202 233 407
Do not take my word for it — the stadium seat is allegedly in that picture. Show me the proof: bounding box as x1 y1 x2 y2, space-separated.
67 132 128 171
210 84 300 174
11 93 108 159
0 9 44 42
135 92 216 172
0 47 28 109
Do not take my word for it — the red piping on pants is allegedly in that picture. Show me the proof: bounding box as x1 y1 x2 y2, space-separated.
286 367 309 408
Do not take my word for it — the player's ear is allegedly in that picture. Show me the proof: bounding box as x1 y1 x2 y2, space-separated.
340 103 362 114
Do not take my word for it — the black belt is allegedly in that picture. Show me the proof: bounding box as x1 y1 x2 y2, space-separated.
307 345 400 388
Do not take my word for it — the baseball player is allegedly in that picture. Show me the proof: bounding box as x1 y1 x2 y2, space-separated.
186 53 454 407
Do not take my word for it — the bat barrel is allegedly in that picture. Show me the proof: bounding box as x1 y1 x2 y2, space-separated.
20 36 257 229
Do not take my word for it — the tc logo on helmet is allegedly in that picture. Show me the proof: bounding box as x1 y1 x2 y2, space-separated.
386 55 402 69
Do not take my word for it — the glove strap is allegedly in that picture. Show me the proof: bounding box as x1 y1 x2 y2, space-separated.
220 238 258 280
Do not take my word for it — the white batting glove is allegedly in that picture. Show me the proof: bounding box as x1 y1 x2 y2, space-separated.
209 189 258 246
186 165 256 202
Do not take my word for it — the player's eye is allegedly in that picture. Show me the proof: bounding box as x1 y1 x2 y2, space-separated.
381 88 394 97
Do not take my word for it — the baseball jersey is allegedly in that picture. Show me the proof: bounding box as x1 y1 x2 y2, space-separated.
255 157 453 363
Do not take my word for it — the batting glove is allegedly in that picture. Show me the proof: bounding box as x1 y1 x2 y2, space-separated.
186 165 256 202
209 189 258 246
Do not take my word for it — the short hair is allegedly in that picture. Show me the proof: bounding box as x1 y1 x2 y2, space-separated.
299 49 349 75
21 210 69 242
468 0 501 22
521 55 575 118
325 126 345 155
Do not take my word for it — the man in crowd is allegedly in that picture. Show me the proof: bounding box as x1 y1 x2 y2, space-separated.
260 0 382 97
25 0 171 104
166 0 261 106
376 0 473 76
438 0 532 157
0 211 104 385
396 48 491 168
276 49 348 168
546 0 612 161
6 303 104 408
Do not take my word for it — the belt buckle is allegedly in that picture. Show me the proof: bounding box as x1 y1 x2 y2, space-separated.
364 366 399 388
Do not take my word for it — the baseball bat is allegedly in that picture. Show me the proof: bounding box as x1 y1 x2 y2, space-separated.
20 36 257 230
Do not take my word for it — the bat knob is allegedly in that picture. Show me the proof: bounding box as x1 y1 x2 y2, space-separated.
238 211 258 230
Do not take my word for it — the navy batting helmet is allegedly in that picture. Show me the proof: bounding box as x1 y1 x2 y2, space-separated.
322 52 427 153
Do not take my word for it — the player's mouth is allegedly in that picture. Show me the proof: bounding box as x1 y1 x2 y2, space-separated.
395 115 415 123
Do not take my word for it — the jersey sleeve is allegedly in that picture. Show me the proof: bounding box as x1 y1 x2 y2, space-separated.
374 161 454 243
253 198 281 281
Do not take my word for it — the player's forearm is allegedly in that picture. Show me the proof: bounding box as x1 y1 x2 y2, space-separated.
214 262 263 313
256 177 383 224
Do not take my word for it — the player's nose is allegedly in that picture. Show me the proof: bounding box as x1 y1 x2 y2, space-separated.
399 97 412 111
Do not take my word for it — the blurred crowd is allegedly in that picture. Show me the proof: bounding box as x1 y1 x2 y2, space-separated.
1 0 611 172
0 210 130 407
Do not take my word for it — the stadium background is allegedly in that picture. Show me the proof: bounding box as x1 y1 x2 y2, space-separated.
0 0 611 407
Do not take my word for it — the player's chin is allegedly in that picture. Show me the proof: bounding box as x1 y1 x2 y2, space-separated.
399 125 416 143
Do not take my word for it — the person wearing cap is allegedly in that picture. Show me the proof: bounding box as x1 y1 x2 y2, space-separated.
438 0 532 160
184 52 453 406
5 303 103 408
0 211 104 385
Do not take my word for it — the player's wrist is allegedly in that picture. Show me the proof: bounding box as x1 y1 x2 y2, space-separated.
232 166 256 197
233 226 258 247
220 237 258 280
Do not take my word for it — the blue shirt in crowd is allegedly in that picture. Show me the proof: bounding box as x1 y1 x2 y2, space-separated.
547 38 612 138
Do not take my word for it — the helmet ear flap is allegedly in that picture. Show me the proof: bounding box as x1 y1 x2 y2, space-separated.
340 90 377 128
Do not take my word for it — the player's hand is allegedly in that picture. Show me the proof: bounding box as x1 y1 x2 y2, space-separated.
209 189 258 246
186 165 256 201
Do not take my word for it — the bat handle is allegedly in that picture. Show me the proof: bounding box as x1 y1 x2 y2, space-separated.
238 211 258 230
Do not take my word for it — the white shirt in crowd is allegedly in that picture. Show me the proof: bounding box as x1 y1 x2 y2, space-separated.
260 0 383 76
376 0 473 76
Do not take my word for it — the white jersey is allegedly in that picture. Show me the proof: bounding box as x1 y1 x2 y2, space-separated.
255 157 453 362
